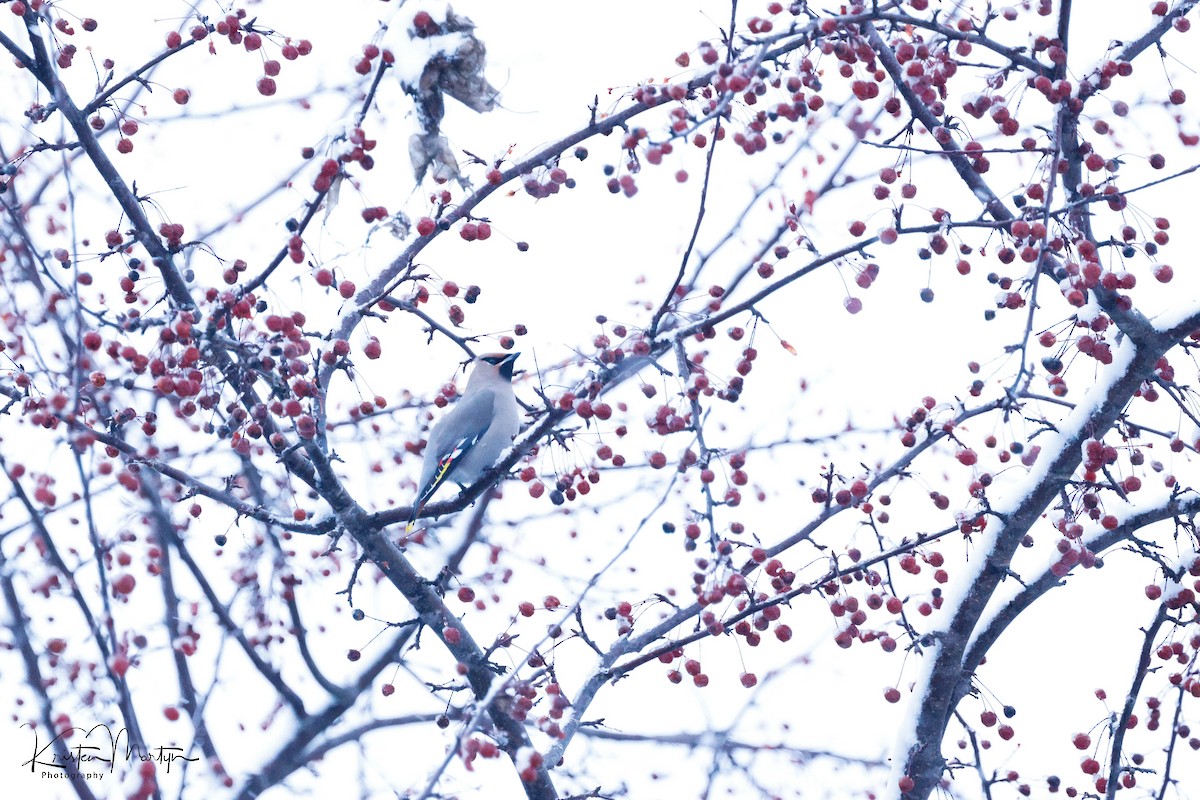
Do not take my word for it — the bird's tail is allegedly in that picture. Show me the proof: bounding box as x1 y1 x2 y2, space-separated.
407 451 460 533
406 478 441 533
405 503 424 534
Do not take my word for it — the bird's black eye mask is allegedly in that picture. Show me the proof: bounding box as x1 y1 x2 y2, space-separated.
475 353 519 379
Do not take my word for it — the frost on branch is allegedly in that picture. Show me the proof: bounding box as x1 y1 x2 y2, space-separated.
391 5 498 183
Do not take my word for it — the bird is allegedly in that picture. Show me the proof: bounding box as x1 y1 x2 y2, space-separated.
407 352 521 532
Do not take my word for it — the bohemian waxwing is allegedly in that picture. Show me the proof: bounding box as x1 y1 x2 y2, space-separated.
407 352 521 531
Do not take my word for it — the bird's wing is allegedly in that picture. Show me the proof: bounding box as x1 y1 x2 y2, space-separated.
407 389 496 531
